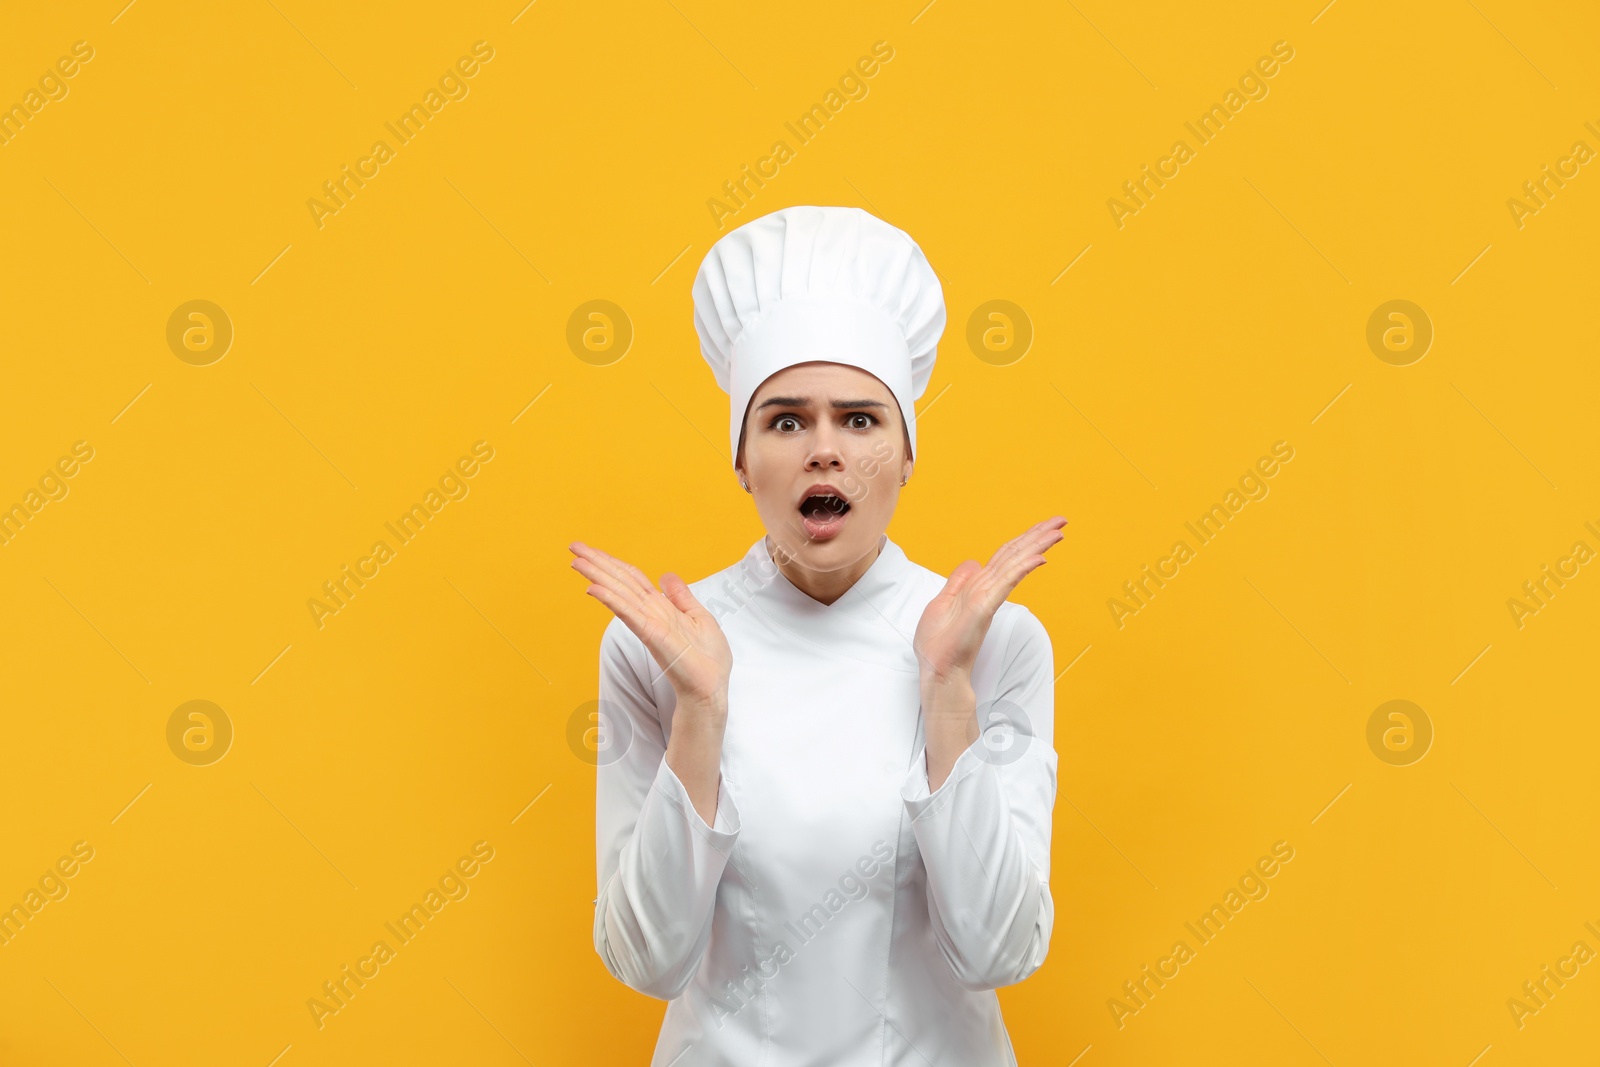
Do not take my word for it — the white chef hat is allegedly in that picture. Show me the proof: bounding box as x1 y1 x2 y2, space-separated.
691 205 945 466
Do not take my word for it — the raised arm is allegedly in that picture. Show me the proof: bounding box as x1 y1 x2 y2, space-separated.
901 606 1058 991
572 542 737 999
903 516 1065 990
591 618 741 999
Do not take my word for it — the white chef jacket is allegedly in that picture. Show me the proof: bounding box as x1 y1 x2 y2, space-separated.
593 533 1058 1066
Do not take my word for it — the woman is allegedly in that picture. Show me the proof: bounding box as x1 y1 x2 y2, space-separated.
571 205 1066 1066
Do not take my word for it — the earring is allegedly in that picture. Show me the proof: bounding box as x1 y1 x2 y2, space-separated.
740 478 751 493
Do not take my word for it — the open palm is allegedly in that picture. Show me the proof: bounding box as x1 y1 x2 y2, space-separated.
913 517 1067 681
570 541 732 705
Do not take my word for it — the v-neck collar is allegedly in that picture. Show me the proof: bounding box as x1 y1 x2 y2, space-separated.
747 532 911 614
731 532 923 673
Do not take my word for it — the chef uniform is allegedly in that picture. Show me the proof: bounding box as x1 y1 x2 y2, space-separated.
593 206 1059 1066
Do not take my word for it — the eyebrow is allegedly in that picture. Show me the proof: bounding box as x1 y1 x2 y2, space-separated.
754 396 889 412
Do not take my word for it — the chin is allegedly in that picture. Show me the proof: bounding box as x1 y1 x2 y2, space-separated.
787 518 883 571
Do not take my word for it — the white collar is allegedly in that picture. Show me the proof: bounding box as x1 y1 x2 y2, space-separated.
724 533 923 672
751 532 908 608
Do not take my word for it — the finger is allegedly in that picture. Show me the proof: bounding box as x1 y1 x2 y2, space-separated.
571 543 659 603
993 518 1065 570
960 563 1015 615
985 517 1055 569
571 554 641 600
983 529 1025 569
1016 516 1067 552
581 556 674 627
585 578 684 664
998 528 1058 584
582 578 651 634
964 532 1037 608
973 553 1048 616
949 518 1065 626
607 551 663 599
580 546 660 604
984 533 1034 575
975 528 1056 596
572 556 662 621
660 572 710 620
1017 529 1063 567
1031 517 1068 553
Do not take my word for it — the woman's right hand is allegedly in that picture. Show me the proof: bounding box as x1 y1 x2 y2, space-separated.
570 542 733 713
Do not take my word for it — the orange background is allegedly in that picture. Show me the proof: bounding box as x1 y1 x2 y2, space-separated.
1 1 1597 1064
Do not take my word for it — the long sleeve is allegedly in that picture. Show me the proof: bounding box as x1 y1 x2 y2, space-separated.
898 605 1058 991
593 615 742 1000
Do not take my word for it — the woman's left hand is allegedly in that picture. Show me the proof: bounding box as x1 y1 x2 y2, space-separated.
913 516 1067 685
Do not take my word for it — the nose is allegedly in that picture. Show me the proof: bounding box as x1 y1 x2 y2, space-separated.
804 421 846 471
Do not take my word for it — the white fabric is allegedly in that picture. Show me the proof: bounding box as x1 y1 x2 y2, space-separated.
593 535 1058 1066
690 205 946 463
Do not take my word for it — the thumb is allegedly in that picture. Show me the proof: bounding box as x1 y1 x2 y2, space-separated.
660 572 708 619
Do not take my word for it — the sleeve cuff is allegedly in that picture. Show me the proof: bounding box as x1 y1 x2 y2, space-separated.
899 737 990 818
654 758 742 847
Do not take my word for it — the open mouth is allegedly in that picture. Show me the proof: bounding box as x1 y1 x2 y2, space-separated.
798 493 851 540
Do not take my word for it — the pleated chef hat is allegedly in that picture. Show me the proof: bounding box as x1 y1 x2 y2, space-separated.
691 205 945 466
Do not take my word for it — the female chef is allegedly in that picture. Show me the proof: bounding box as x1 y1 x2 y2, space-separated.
570 205 1066 1066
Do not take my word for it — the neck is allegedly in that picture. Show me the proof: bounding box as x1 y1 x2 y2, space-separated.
767 534 884 606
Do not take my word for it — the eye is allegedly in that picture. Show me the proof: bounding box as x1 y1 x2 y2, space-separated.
845 413 878 430
771 414 802 432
